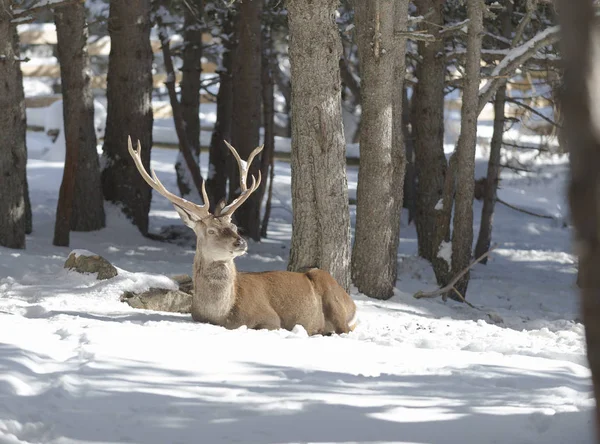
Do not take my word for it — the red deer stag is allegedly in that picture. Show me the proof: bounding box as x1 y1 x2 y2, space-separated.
128 137 357 335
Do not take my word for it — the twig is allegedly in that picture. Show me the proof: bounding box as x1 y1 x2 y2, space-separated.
414 245 498 300
505 97 561 128
497 197 555 219
394 30 436 42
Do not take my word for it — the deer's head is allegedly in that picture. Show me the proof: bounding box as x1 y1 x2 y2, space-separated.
128 137 263 262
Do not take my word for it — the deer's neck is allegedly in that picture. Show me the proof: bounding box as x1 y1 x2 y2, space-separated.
191 254 237 325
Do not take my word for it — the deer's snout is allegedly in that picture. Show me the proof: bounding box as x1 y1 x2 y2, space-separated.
233 237 247 251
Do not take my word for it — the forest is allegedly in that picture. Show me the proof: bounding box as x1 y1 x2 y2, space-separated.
0 0 599 443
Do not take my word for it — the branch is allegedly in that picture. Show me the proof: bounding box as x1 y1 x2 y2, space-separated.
505 97 561 128
158 29 205 198
12 0 83 19
394 30 436 42
477 25 560 115
497 198 555 219
339 56 361 104
439 19 470 35
414 245 497 300
511 0 535 45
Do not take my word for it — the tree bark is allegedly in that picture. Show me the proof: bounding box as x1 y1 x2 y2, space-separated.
474 0 512 263
206 12 234 210
287 0 351 291
558 0 600 438
53 2 105 245
413 0 447 262
0 3 28 249
449 0 484 297
351 0 408 299
175 0 203 198
229 0 263 241
259 16 275 238
102 0 153 236
403 86 416 224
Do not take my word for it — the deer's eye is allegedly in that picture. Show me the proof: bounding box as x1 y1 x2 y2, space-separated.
207 229 217 235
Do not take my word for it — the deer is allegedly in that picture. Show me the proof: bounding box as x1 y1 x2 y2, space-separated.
128 137 357 335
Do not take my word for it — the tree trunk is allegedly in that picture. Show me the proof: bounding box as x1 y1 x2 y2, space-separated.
403 86 416 224
102 0 153 236
175 0 203 198
0 6 28 249
206 12 233 210
229 0 263 241
351 0 408 299
259 16 275 237
53 2 105 244
448 0 484 297
413 0 447 262
558 0 600 437
474 0 512 262
287 0 351 291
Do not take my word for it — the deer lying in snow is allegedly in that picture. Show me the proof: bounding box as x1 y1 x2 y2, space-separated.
128 137 357 335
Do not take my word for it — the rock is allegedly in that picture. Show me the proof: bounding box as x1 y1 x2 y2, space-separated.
121 274 193 313
170 274 193 294
121 288 192 313
64 250 118 280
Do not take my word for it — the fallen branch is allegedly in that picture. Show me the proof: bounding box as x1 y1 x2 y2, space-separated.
414 245 497 301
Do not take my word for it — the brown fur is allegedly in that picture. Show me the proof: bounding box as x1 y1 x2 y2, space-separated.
187 217 357 335
128 138 357 335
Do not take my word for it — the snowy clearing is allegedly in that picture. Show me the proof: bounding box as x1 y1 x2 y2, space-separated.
0 135 593 443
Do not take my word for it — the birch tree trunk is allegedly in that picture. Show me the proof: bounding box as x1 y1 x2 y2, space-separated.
449 0 484 297
101 0 154 236
0 2 28 249
287 0 351 291
351 0 408 299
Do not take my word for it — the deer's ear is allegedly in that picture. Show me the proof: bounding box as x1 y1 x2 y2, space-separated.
173 205 201 229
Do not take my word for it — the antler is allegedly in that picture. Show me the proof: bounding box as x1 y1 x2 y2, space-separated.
219 141 264 217
128 136 210 219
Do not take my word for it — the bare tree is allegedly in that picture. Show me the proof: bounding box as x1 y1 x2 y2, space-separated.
0 1 28 249
102 0 154 236
474 0 514 261
259 5 276 237
447 0 484 297
229 0 263 240
175 0 204 198
558 0 600 437
286 0 351 291
351 0 409 299
412 0 447 263
53 1 105 246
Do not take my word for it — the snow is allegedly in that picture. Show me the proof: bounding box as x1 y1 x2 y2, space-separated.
0 127 593 443
437 240 452 268
479 25 560 100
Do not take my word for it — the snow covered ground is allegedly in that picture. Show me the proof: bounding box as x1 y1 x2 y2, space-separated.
0 130 593 443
